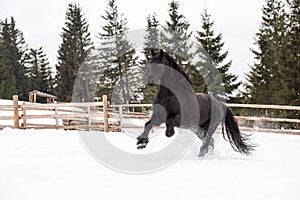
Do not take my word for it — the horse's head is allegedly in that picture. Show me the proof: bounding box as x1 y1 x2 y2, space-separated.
147 49 170 86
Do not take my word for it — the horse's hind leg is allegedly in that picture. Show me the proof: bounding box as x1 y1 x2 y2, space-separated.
191 126 205 140
209 137 214 151
195 123 216 157
198 132 213 157
191 126 213 157
198 120 220 157
198 135 214 157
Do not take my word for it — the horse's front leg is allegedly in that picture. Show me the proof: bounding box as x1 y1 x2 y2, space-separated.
165 114 180 137
136 120 152 149
137 112 165 149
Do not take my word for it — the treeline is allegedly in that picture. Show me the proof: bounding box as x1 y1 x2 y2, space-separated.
0 0 299 107
0 18 54 100
245 0 299 128
244 0 300 106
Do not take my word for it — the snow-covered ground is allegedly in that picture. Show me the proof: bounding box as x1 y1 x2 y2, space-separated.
0 127 300 200
1 99 300 199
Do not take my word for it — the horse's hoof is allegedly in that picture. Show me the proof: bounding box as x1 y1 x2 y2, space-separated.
198 146 214 157
165 128 175 138
198 152 206 157
198 148 208 157
137 136 149 149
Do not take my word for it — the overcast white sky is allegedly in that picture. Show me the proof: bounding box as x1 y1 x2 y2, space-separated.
0 0 265 81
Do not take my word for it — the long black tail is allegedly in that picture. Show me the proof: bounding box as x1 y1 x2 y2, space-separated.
222 107 256 155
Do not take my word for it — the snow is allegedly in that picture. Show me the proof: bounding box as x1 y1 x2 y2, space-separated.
1 128 300 200
1 98 300 199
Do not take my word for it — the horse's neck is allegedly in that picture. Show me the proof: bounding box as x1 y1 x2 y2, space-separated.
158 67 196 98
158 82 195 98
158 85 172 97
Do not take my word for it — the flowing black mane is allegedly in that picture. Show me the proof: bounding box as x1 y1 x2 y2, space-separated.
163 53 193 86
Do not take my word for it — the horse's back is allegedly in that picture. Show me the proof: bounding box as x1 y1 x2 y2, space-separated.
196 93 226 112
195 93 211 126
196 93 210 104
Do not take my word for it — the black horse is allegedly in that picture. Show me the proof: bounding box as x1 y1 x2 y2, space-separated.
137 49 255 157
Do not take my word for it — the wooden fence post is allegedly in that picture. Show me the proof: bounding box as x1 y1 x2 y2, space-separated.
34 93 37 103
13 95 19 129
87 106 91 131
103 95 109 132
22 102 27 129
54 101 58 128
119 106 123 130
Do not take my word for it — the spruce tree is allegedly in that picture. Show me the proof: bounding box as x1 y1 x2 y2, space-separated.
195 9 240 102
0 17 28 100
27 48 42 92
284 0 300 106
72 52 99 102
143 14 161 60
141 14 160 104
27 47 53 94
56 3 93 102
0 20 17 99
245 0 287 104
160 0 193 70
97 0 139 104
38 48 54 94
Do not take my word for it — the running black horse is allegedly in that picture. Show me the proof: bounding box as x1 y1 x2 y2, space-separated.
137 49 255 157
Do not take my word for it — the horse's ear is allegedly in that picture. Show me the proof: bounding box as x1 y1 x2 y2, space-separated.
151 49 156 56
159 49 164 57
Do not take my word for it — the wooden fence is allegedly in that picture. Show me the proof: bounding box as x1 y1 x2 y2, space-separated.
110 103 300 134
1 95 300 134
0 100 15 129
228 103 300 123
0 95 120 131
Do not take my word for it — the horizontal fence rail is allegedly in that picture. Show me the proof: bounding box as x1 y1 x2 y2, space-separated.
109 103 300 134
22 101 104 108
0 95 300 134
0 95 120 132
227 103 300 110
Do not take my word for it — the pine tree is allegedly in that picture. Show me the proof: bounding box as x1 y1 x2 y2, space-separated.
27 47 53 94
143 14 161 60
72 52 99 102
56 3 93 102
245 0 287 104
0 21 17 99
160 0 193 70
141 14 160 104
0 19 16 99
195 9 240 102
38 48 54 94
96 0 139 104
284 0 300 106
0 17 28 100
27 48 42 92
